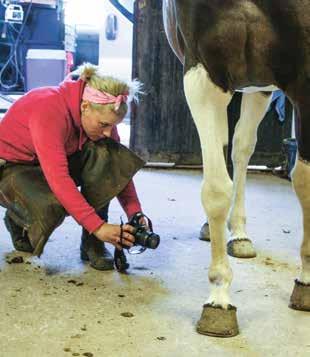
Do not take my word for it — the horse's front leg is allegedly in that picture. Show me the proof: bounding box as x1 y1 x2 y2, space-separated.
227 92 272 258
184 62 238 337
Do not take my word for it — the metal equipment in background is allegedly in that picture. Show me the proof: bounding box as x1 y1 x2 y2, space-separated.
4 3 24 23
0 0 65 93
74 25 99 70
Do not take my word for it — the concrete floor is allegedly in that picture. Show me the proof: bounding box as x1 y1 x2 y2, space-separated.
0 169 309 357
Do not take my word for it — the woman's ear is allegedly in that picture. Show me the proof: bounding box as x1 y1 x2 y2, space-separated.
81 100 90 113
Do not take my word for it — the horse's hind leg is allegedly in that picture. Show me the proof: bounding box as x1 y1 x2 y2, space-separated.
289 97 310 311
290 158 310 310
184 62 239 337
227 92 272 258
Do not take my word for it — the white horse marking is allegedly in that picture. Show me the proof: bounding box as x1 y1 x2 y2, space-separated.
184 63 233 308
228 92 272 240
292 159 310 284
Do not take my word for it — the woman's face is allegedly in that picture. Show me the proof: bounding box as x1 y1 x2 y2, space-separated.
81 102 123 141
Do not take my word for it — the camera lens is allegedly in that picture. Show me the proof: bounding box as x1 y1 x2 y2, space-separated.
147 232 160 249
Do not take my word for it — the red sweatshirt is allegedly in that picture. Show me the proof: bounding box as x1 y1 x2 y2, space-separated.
0 79 141 232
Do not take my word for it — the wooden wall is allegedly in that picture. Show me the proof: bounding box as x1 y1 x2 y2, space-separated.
130 0 202 165
130 0 292 168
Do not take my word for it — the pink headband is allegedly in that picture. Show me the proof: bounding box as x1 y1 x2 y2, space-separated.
82 85 128 111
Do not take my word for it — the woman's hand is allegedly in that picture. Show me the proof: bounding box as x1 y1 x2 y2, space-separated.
93 223 135 250
129 212 149 228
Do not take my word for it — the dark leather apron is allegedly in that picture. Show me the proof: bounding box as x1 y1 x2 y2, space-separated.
0 139 145 256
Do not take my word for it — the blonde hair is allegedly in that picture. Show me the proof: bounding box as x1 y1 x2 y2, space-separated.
75 63 143 117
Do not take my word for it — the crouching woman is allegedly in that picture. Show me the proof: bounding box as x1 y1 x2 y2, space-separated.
0 63 146 271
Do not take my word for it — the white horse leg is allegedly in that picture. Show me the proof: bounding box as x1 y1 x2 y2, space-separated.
290 158 310 310
184 63 238 337
199 97 229 242
227 92 272 258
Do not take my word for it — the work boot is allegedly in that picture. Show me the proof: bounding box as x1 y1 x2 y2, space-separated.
80 230 114 271
4 212 34 253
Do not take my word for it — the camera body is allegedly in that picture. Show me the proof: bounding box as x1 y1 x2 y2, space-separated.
127 212 160 250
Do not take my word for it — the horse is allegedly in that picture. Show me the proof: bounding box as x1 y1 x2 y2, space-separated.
163 0 310 337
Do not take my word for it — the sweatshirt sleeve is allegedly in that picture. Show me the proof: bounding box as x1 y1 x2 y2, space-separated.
111 125 142 218
29 111 103 233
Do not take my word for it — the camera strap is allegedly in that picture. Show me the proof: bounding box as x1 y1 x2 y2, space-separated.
114 248 129 272
120 216 124 246
114 218 129 272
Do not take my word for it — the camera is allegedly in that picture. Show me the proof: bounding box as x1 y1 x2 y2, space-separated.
127 212 160 250
114 212 159 272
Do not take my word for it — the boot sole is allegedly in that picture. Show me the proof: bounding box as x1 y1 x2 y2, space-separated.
4 215 34 253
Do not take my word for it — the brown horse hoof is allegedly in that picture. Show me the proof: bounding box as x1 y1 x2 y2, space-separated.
227 238 256 258
199 222 210 241
196 304 239 337
289 279 310 311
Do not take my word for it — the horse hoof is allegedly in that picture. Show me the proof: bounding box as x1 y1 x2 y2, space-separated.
199 222 210 241
289 279 310 311
196 304 239 337
227 238 256 258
